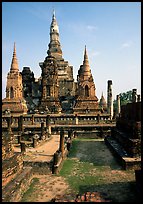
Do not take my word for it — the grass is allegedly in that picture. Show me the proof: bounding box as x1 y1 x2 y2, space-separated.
20 178 39 202
59 138 136 201
59 139 107 194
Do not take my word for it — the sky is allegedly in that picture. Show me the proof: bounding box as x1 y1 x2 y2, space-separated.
2 2 141 101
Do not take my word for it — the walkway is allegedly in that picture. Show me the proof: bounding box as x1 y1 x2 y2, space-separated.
14 134 60 162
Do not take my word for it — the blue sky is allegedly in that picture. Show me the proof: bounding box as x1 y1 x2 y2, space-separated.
2 2 141 101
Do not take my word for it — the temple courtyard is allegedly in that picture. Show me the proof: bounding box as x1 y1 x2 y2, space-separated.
19 136 137 202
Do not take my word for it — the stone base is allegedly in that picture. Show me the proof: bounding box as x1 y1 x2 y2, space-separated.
74 97 100 114
2 98 28 114
105 136 141 170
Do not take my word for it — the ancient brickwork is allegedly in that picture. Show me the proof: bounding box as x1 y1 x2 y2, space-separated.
39 55 61 113
42 10 75 99
112 101 141 157
2 43 27 114
74 46 101 114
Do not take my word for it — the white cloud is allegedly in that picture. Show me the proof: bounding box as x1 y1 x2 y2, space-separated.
67 23 98 34
86 25 98 31
121 41 133 49
90 51 101 57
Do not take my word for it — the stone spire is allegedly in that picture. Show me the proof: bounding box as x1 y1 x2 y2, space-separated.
82 45 90 74
99 92 107 108
48 10 62 58
10 42 19 72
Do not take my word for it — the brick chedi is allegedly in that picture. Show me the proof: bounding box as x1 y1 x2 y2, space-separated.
39 54 61 113
99 92 107 112
2 43 28 114
45 10 75 97
74 46 100 114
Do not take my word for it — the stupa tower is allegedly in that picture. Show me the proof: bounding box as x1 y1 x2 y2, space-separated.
2 43 27 114
74 46 99 114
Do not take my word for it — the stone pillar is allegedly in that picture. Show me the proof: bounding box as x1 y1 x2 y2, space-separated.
107 80 113 119
97 114 100 123
52 151 59 174
33 138 37 148
46 115 51 137
11 115 13 125
20 142 26 153
18 115 24 132
59 128 64 157
116 95 121 116
31 114 34 125
7 117 12 132
137 94 140 102
132 89 137 103
75 114 78 125
41 122 45 140
18 135 21 144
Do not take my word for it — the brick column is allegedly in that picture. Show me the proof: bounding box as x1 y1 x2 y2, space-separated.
137 94 140 102
18 115 24 132
116 95 121 116
59 128 64 157
20 142 26 153
31 114 34 125
18 133 21 144
7 117 12 132
132 89 137 103
41 122 45 140
107 80 113 119
97 114 100 124
75 114 78 125
46 115 51 137
11 115 13 125
33 135 39 148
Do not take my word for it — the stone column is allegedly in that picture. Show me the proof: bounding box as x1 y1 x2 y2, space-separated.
41 122 45 140
97 114 100 124
137 94 140 102
33 134 39 148
20 142 26 153
46 115 51 137
75 114 78 125
18 115 24 132
18 134 21 144
107 80 113 119
59 128 64 157
31 114 34 125
132 89 137 103
116 95 121 116
11 115 13 125
7 117 12 132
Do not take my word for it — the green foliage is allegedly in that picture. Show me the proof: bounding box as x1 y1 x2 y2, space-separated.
113 90 133 111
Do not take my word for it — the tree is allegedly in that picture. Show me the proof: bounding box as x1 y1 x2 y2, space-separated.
113 90 133 113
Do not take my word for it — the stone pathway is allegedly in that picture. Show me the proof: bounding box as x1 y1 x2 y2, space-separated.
14 134 60 162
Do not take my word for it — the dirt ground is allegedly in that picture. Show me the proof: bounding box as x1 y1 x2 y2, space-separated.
20 138 138 202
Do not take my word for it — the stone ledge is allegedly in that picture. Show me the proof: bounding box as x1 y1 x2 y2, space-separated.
2 167 33 202
104 136 141 170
